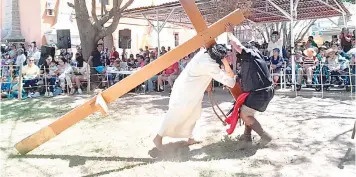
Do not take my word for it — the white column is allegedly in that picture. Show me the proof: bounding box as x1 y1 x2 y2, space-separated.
290 0 297 94
157 10 161 58
2 0 25 42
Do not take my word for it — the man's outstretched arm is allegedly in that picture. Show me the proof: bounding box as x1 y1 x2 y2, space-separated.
225 23 244 53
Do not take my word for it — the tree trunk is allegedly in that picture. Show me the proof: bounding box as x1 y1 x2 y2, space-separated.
77 19 98 62
104 33 114 50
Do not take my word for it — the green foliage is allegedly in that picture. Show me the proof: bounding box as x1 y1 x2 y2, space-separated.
342 0 355 4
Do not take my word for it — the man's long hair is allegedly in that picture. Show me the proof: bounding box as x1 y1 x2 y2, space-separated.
207 44 228 66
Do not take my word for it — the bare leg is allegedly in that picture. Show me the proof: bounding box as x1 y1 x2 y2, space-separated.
241 113 272 146
157 75 163 89
187 138 201 145
75 76 81 89
248 117 272 146
244 125 252 136
153 134 164 151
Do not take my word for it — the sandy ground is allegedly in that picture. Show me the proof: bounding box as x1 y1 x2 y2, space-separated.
0 89 355 177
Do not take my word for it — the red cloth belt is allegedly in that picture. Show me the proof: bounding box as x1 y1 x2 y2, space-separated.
225 92 250 135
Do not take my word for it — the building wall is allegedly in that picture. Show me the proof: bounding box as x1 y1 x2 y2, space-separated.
18 0 42 45
40 0 58 45
0 0 4 38
112 17 196 55
0 0 57 45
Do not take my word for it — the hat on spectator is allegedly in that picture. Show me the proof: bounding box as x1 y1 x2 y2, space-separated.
273 48 280 53
303 48 316 56
319 45 327 51
325 48 337 57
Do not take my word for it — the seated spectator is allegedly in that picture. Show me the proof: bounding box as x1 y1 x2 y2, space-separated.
40 56 57 97
297 48 318 85
269 48 284 86
15 48 26 66
113 60 124 83
145 46 150 56
57 58 74 94
27 41 38 57
127 54 136 68
136 55 145 68
9 76 25 98
180 56 190 70
157 62 179 92
267 31 283 57
160 46 167 55
139 48 145 56
71 53 89 94
340 28 352 53
326 49 343 84
8 44 17 60
317 46 328 63
1 76 12 98
306 36 318 48
110 46 119 62
22 57 41 98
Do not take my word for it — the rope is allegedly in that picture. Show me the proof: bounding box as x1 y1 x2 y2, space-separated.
207 90 227 126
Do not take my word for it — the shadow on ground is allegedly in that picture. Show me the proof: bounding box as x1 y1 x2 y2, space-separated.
9 136 261 176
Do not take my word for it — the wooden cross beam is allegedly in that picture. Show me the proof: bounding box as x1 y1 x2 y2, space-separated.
14 2 245 155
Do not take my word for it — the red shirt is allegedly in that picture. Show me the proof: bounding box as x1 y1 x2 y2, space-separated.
110 51 119 59
165 62 179 75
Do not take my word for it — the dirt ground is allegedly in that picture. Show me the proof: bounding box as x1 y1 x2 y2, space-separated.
0 89 355 177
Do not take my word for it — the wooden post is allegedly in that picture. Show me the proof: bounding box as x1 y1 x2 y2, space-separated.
14 6 245 155
18 64 23 100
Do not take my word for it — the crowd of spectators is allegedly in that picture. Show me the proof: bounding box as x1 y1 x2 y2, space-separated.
1 27 355 100
0 41 197 99
251 28 355 91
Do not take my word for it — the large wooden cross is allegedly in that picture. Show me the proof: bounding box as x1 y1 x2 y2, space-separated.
14 1 245 155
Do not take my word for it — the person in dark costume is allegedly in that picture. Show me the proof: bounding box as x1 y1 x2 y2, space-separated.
225 23 274 147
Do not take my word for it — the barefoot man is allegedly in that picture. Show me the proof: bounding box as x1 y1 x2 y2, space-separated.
153 43 236 151
225 24 274 146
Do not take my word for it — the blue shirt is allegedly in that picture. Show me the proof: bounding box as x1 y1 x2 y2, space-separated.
269 56 283 69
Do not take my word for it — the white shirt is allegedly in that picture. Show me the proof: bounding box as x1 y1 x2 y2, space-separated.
15 54 26 66
267 39 283 57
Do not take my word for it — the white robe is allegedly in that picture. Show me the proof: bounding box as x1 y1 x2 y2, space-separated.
158 49 236 138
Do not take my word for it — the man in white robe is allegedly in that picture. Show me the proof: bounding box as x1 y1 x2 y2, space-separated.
153 44 236 151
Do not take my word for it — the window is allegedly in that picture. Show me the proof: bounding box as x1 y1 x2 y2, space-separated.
174 33 179 47
47 9 54 16
98 0 109 5
46 0 55 16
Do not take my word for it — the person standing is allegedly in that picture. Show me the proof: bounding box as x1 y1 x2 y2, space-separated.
152 44 236 154
226 23 274 147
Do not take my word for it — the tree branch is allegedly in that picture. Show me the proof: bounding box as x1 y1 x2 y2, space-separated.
68 0 82 19
97 0 121 27
97 0 134 31
91 0 100 27
104 6 108 14
295 19 316 43
120 0 134 11
67 2 75 8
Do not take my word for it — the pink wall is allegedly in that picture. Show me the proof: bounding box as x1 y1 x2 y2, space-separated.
0 0 57 45
40 0 57 45
18 0 42 45
0 0 6 38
